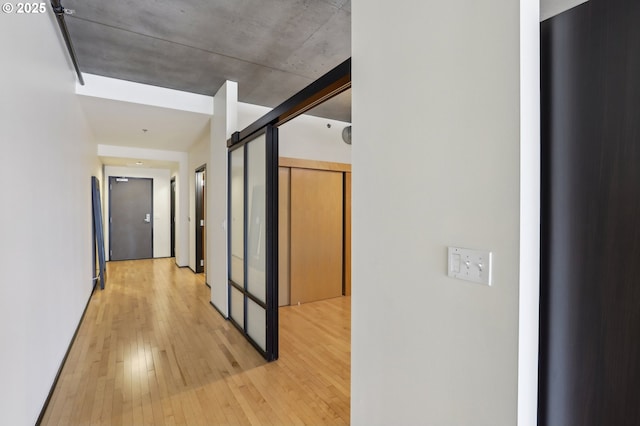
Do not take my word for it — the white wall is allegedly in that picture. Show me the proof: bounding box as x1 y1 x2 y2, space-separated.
103 166 172 259
0 10 99 425
77 73 213 115
238 102 351 164
209 82 238 314
351 0 538 425
188 133 210 272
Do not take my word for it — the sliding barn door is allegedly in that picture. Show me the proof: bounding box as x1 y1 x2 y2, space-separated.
228 126 279 361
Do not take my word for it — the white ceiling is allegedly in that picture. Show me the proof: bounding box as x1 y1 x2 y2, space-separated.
79 95 210 152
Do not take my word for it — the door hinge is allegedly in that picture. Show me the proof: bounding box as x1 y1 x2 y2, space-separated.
200 219 205 227
200 259 204 267
110 217 112 223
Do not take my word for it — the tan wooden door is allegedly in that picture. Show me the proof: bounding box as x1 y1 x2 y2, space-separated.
278 167 291 306
344 172 351 296
290 168 343 304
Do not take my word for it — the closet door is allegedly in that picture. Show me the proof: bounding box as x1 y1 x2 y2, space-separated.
344 172 351 296
290 168 343 304
278 167 291 306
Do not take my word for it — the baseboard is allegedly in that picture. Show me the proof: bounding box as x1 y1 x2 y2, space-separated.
210 301 227 319
36 280 97 425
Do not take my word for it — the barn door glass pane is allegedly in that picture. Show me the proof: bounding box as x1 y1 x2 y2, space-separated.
247 298 266 351
230 148 244 285
230 286 244 328
247 137 266 303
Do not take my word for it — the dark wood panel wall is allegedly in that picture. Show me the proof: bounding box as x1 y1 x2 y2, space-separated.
540 1 640 425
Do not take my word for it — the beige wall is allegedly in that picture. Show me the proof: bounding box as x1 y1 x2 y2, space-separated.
351 0 539 424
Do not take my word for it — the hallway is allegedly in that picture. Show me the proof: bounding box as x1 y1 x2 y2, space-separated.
41 259 350 425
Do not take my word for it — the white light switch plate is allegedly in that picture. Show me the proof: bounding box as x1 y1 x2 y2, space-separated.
448 247 492 286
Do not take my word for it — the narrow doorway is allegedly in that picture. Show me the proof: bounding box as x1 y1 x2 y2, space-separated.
170 177 176 258
195 166 206 274
109 176 153 261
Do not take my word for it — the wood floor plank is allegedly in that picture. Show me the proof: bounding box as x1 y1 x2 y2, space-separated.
41 258 350 425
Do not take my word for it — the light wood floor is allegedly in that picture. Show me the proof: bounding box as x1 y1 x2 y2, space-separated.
41 258 350 425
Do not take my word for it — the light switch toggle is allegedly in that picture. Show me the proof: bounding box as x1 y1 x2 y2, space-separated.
451 253 461 272
447 246 492 286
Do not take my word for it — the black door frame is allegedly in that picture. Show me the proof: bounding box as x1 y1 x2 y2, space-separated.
195 165 206 273
170 177 176 258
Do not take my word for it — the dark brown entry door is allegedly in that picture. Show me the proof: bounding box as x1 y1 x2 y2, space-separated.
109 177 153 261
195 167 206 273
171 177 176 258
540 1 640 424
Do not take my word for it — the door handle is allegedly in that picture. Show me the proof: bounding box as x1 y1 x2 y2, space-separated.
144 213 151 223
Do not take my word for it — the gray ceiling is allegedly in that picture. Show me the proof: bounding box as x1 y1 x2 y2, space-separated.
64 0 352 122
540 0 588 20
